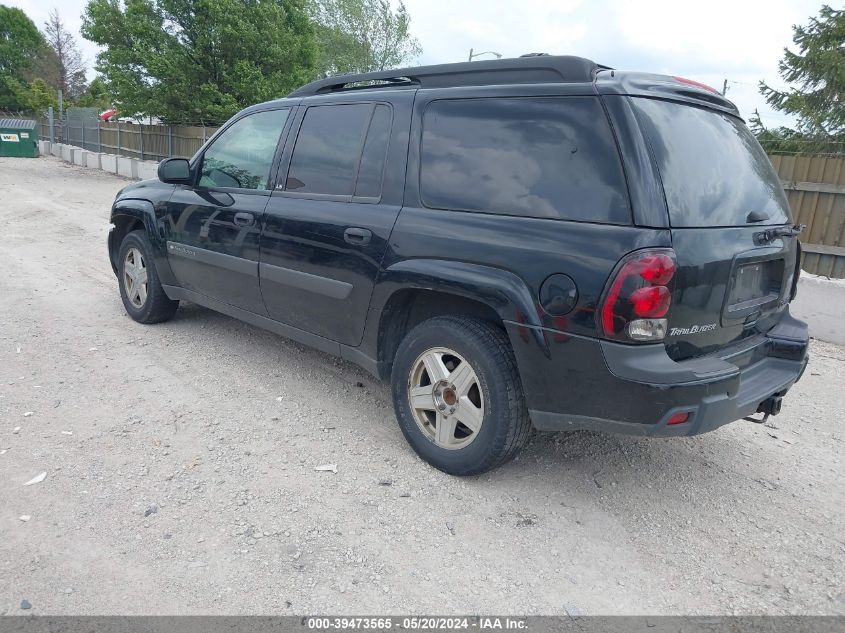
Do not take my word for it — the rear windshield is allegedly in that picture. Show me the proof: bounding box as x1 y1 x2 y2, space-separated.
631 98 792 227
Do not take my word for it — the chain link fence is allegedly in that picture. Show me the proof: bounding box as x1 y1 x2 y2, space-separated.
1 109 220 161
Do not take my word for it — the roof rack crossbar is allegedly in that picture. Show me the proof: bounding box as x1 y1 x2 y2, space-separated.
288 55 604 98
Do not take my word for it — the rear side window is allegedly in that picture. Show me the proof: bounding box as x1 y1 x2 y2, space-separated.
420 97 630 223
286 103 391 198
286 104 370 195
631 98 792 227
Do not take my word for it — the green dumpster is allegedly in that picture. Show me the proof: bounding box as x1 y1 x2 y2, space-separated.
0 118 39 157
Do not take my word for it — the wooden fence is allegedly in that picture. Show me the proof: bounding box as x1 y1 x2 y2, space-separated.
769 154 845 278
60 118 220 162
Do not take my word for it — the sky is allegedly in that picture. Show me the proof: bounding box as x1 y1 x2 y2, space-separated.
6 0 825 127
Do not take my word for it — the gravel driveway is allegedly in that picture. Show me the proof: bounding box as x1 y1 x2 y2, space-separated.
1 156 843 616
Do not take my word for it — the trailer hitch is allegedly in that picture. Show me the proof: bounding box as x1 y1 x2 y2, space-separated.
744 395 783 423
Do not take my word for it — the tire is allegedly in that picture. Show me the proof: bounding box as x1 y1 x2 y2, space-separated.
391 316 531 475
117 230 179 324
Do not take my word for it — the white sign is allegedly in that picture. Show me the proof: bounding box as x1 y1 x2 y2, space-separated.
20 132 29 139
1 133 19 142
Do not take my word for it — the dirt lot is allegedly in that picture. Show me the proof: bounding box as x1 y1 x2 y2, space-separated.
1 155 843 616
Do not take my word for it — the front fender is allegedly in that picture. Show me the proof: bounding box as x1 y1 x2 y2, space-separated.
110 198 158 239
369 258 548 355
109 198 176 285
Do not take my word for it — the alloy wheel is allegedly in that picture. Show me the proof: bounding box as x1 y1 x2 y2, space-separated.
408 347 484 450
123 247 148 309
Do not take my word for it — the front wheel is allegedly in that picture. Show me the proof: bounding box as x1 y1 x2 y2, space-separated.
391 316 531 475
117 230 179 324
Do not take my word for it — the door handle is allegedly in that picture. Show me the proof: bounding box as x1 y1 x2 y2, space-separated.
233 212 254 227
344 227 372 246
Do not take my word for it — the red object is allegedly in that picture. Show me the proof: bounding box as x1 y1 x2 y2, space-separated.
667 412 690 425
600 249 677 338
630 286 671 318
99 108 118 121
635 253 675 285
671 76 720 95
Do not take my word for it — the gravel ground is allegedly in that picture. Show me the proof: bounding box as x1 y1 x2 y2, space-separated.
1 156 843 616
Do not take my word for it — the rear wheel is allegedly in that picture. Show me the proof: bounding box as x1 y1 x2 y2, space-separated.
391 316 531 475
117 230 178 324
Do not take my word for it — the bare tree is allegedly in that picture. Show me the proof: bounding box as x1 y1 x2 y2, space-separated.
43 8 87 100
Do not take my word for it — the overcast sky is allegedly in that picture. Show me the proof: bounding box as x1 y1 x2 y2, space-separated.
6 0 824 126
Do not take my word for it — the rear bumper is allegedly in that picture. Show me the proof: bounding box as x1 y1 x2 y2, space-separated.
510 311 809 437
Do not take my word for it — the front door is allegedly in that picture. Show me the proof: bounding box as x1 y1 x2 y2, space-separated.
259 96 410 346
164 108 291 315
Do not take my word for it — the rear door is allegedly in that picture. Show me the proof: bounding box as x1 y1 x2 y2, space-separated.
259 92 412 346
629 97 800 361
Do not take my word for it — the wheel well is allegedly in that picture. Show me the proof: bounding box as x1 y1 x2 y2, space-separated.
109 215 144 271
377 289 504 379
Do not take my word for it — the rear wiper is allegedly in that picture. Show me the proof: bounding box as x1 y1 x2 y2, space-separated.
754 224 805 245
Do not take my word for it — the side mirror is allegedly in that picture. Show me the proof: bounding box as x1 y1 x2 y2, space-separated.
158 158 192 184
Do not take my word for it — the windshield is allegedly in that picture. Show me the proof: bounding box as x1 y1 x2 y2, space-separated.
631 98 792 228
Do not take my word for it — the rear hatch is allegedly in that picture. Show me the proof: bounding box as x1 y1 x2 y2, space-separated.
629 97 801 363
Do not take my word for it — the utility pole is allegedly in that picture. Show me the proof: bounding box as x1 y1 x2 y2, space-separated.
721 79 728 96
468 48 473 62
57 89 63 143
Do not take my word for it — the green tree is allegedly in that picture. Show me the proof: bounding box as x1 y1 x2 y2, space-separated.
759 5 844 137
28 78 58 110
76 76 111 110
81 0 318 123
309 0 421 76
750 110 844 156
0 5 49 109
14 77 59 111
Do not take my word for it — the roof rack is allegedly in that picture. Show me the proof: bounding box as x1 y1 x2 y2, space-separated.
288 55 606 98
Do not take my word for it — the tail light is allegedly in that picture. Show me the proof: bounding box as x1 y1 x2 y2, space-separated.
600 249 676 342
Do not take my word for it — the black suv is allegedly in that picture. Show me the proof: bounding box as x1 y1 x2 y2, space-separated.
107 55 809 475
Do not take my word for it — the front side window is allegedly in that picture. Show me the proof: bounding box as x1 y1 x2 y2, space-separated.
199 109 289 190
420 97 630 223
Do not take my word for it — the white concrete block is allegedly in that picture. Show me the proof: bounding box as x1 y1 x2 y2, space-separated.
117 156 137 179
61 144 73 162
73 149 88 166
100 153 118 173
51 143 62 157
38 140 50 155
136 160 159 181
792 274 845 346
85 152 102 169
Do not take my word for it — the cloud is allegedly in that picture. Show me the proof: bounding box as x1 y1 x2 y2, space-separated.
404 0 820 124
610 0 798 70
